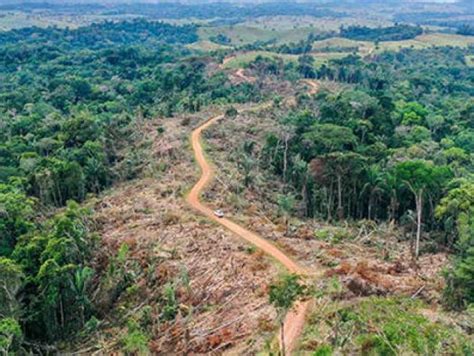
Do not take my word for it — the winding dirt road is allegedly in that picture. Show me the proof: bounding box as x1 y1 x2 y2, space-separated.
187 112 311 354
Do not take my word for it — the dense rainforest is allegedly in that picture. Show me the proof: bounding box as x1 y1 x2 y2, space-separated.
257 45 474 309
0 19 258 352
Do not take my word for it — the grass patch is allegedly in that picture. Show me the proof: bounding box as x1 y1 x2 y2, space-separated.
311 33 474 58
222 50 298 69
0 11 75 30
300 297 472 355
222 50 347 69
312 52 349 67
198 25 276 46
466 55 474 67
314 227 352 244
242 16 392 32
416 33 474 47
199 22 342 46
187 40 231 52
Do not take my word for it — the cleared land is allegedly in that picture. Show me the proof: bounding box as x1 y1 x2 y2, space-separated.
311 33 474 56
241 16 392 32
0 11 142 31
0 11 74 30
187 40 231 52
202 82 471 354
415 33 474 47
197 25 474 58
187 110 310 354
467 55 474 67
222 51 297 69
222 51 347 69
85 108 281 354
199 22 334 46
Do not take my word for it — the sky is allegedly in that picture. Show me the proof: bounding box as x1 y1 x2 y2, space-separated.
0 0 462 3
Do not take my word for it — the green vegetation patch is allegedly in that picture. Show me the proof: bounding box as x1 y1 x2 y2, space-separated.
467 55 474 68
198 25 276 46
341 24 423 42
0 18 263 353
242 16 391 32
0 12 75 31
223 51 347 70
187 40 231 52
223 51 298 69
314 227 352 244
417 33 474 47
198 24 324 46
311 33 474 58
301 297 472 355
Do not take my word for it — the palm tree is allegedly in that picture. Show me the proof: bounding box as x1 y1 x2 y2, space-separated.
360 165 385 220
71 266 94 327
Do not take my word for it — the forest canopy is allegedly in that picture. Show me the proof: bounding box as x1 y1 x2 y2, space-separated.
340 24 423 42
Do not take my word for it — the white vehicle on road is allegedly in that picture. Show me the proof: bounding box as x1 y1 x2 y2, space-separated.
214 209 225 218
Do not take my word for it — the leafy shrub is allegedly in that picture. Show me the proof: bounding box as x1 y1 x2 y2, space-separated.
0 318 22 354
121 319 149 354
161 283 178 321
313 344 333 356
302 297 472 354
225 106 238 118
354 299 464 355
314 227 351 244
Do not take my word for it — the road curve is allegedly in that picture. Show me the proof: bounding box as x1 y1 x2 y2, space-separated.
187 112 310 354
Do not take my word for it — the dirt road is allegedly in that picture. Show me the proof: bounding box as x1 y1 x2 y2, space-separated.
301 79 320 95
235 68 256 83
187 113 310 354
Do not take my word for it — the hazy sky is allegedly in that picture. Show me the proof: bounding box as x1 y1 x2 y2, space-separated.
0 0 462 3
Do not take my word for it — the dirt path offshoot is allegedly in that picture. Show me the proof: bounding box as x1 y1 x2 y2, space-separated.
187 113 311 354
301 79 320 95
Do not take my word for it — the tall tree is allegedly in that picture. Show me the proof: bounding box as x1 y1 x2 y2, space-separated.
269 274 305 356
278 193 296 234
394 160 452 258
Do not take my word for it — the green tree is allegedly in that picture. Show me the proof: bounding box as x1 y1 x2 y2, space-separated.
291 154 311 216
444 247 474 309
303 124 357 157
0 258 23 319
269 274 305 356
297 55 315 79
12 201 96 341
325 152 365 220
71 266 94 328
394 160 452 258
278 193 296 234
0 184 35 256
361 165 385 220
238 153 255 188
0 318 22 355
436 179 474 308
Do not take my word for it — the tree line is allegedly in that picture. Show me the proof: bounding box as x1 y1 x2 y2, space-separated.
340 24 423 42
